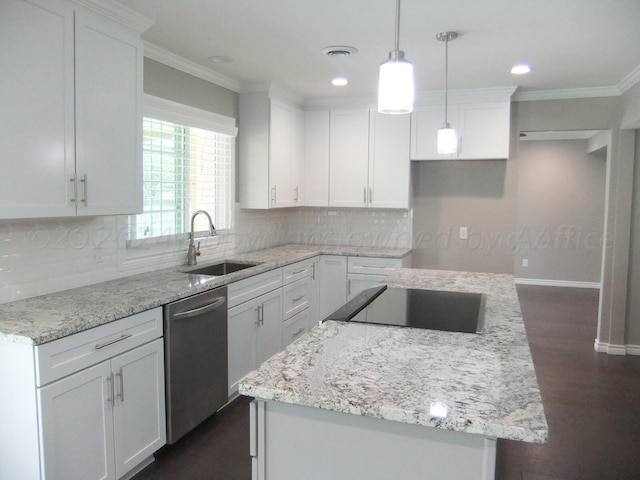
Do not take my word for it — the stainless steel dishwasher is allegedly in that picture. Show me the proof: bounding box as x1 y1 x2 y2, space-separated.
164 286 228 444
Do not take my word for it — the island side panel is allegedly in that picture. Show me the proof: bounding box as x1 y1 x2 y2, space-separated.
252 400 496 480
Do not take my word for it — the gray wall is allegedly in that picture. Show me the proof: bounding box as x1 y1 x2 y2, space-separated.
143 59 238 118
411 158 518 273
627 129 640 345
514 139 606 283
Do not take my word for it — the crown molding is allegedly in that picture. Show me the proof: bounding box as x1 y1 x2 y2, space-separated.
513 86 621 102
73 0 154 32
618 64 640 94
144 42 242 93
240 83 305 107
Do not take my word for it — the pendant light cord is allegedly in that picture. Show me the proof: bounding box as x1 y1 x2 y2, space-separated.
394 0 401 52
444 36 449 124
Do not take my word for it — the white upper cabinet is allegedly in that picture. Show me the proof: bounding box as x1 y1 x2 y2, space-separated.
0 0 75 218
410 89 515 161
329 109 371 208
302 110 330 207
239 91 304 209
328 109 410 209
369 111 411 209
0 0 150 219
74 6 144 216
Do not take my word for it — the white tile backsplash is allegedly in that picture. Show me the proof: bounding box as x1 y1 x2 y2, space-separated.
0 205 411 303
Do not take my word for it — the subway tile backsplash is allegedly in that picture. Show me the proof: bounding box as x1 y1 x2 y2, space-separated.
0 206 411 303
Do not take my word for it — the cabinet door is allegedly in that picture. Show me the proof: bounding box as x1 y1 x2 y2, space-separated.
318 255 348 319
282 308 313 348
303 110 330 206
308 257 320 325
457 102 510 159
111 339 166 479
255 288 283 366
329 109 370 207
269 100 294 208
0 0 75 218
369 112 411 209
38 361 115 480
228 298 260 397
410 105 458 161
347 273 388 301
291 106 305 205
75 7 143 215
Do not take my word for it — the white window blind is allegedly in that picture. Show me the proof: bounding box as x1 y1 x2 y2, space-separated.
128 116 234 242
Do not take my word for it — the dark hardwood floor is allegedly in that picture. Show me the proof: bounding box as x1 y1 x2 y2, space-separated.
133 285 640 480
496 285 640 480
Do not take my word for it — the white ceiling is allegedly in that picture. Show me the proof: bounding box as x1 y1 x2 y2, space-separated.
115 0 640 102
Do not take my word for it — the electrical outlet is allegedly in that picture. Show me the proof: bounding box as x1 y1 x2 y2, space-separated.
459 227 468 240
522 258 529 267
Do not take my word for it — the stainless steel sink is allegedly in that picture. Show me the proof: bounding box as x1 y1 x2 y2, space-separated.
185 261 260 276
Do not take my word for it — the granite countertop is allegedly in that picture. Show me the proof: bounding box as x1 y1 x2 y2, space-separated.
239 268 548 443
0 244 410 346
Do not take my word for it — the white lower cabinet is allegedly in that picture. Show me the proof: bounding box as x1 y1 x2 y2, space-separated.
282 308 314 347
318 255 348 320
346 256 405 300
38 339 165 480
0 308 165 480
228 288 283 398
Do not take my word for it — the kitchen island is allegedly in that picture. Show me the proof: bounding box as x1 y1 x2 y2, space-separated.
239 268 547 480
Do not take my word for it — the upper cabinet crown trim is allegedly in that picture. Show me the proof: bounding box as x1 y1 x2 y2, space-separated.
72 0 154 32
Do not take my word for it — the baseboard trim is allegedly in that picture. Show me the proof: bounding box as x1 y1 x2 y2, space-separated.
594 340 640 356
514 278 601 289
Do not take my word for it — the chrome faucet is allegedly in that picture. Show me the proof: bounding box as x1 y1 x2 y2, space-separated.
187 210 217 265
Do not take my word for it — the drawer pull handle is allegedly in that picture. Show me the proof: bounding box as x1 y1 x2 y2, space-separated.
95 334 132 350
292 327 306 337
291 269 306 275
359 265 387 269
292 295 305 303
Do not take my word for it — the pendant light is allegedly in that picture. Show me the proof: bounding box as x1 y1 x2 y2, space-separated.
378 0 414 114
436 31 458 154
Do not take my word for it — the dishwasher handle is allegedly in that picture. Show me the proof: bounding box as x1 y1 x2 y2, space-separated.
172 296 226 319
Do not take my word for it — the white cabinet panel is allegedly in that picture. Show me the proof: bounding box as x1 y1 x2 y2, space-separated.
318 255 348 319
75 7 143 215
228 288 283 397
410 105 457 160
239 92 303 209
303 110 330 206
38 361 115 480
111 339 166 479
457 102 510 159
0 0 145 219
0 0 75 218
369 112 411 209
411 101 511 161
329 109 370 207
347 273 387 301
282 308 315 348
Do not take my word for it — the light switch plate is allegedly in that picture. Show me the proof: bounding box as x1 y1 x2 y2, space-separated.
459 227 468 240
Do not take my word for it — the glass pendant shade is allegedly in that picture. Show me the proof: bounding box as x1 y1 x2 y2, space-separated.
378 53 415 114
437 123 458 154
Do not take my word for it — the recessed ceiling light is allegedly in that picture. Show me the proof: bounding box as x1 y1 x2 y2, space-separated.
208 55 234 64
511 64 532 75
322 46 358 57
332 77 348 86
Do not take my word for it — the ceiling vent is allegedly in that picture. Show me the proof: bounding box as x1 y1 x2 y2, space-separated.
322 46 358 57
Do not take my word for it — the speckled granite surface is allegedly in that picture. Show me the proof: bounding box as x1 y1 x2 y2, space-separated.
0 245 410 345
239 268 548 443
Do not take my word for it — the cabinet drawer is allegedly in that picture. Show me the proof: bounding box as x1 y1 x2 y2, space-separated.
35 307 163 387
347 256 402 275
228 268 283 308
282 277 310 320
282 309 313 348
282 258 315 285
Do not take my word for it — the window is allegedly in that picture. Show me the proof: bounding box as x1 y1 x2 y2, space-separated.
127 95 237 246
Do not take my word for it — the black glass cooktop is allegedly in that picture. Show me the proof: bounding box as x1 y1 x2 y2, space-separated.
324 285 486 334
